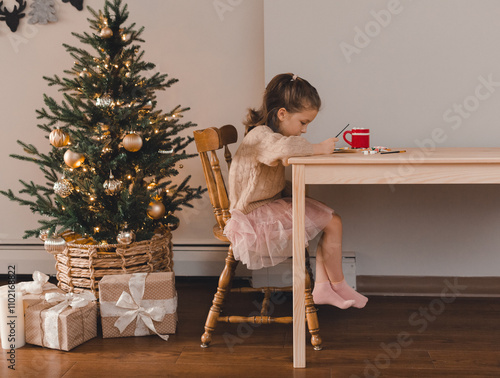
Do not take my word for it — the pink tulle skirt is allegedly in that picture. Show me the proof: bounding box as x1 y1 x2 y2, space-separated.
223 197 334 270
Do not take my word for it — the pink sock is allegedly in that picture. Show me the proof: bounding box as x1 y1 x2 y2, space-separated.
331 280 368 309
312 282 355 309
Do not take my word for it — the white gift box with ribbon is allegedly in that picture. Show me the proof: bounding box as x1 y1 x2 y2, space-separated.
15 271 63 312
99 272 177 339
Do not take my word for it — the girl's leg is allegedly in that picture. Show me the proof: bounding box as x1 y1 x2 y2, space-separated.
312 235 355 309
314 214 368 309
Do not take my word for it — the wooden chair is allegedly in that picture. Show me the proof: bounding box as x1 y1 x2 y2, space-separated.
193 125 322 350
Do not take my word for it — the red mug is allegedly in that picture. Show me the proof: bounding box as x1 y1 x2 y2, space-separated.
343 128 370 149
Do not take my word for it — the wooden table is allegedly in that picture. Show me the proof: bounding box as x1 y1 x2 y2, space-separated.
289 147 500 368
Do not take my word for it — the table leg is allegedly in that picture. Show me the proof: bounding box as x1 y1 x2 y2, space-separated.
292 164 306 368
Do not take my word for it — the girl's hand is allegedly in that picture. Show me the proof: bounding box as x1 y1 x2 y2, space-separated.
313 137 338 155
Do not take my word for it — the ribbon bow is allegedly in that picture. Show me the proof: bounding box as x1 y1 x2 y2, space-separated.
45 291 96 310
17 271 57 294
113 273 173 341
41 291 96 349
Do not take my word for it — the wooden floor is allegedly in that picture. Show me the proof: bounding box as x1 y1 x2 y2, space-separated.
1 277 499 377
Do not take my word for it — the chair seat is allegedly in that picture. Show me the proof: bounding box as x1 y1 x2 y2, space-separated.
213 224 229 242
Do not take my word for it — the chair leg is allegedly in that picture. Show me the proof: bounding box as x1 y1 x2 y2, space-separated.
305 268 322 351
201 245 239 348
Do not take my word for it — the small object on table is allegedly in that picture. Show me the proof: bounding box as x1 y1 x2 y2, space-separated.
381 150 407 154
333 147 357 153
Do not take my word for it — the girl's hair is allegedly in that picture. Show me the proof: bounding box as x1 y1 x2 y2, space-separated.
244 73 321 135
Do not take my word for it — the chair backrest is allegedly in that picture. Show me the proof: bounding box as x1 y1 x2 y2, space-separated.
193 125 238 232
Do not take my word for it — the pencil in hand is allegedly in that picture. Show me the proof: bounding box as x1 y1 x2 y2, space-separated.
335 124 350 138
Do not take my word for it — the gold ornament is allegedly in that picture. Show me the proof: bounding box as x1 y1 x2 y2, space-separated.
64 150 85 168
100 26 113 39
49 128 70 148
103 171 122 195
147 201 165 219
53 177 74 198
123 132 143 152
44 234 67 255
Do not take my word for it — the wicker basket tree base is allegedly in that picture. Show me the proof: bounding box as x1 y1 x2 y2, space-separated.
54 231 173 297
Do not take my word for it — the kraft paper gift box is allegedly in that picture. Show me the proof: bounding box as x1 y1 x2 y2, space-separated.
99 272 177 339
16 271 64 312
24 291 97 351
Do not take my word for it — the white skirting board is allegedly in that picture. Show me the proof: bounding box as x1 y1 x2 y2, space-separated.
251 252 357 289
0 244 252 277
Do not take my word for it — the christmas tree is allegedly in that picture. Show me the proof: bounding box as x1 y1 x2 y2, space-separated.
1 0 204 244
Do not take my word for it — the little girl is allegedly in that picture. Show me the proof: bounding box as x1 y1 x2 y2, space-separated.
224 73 367 309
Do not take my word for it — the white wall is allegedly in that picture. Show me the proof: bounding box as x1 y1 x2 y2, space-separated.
265 0 500 276
0 0 263 273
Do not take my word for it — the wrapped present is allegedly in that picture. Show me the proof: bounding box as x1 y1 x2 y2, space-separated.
99 272 177 340
25 291 97 351
16 271 64 312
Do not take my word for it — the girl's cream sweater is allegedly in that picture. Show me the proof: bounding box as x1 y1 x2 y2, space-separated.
228 125 314 214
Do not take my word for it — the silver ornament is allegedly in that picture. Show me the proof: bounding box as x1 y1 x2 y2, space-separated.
53 178 74 198
96 95 113 107
103 171 122 195
39 229 49 241
44 234 67 255
117 229 136 244
100 26 113 39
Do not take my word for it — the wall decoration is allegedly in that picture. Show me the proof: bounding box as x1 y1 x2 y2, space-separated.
28 0 57 25
0 0 83 33
0 0 27 32
62 0 83 11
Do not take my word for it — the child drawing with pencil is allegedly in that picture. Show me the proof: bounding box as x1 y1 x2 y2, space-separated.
224 73 368 309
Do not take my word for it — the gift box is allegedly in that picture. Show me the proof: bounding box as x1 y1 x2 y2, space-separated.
25 292 97 351
17 271 64 312
99 272 177 340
